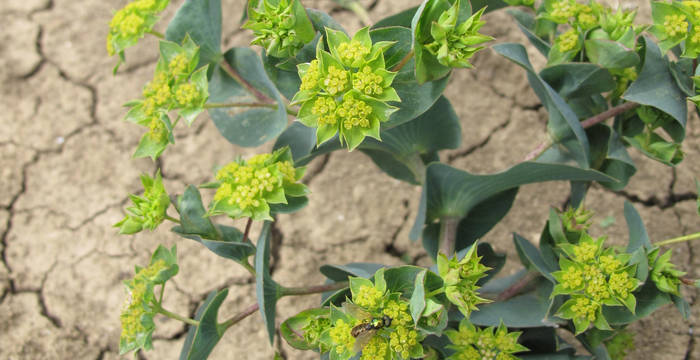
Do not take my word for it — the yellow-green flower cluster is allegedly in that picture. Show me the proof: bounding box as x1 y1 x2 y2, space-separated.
124 37 209 161
382 300 419 359
446 320 528 360
114 171 170 235
322 268 423 359
208 147 309 221
293 27 400 150
302 316 331 349
424 1 493 69
539 0 639 64
329 318 357 355
651 1 700 57
119 245 178 355
107 0 170 58
552 234 640 334
360 336 390 360
437 244 491 316
556 28 580 53
243 0 315 58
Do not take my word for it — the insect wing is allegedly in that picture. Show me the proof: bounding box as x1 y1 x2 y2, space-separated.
352 328 376 354
343 302 371 320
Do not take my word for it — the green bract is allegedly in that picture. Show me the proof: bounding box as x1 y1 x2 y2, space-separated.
119 245 178 354
123 36 209 160
207 147 309 221
114 170 170 234
243 0 315 59
445 320 528 360
649 0 700 57
552 234 639 334
412 0 492 83
648 247 686 295
436 244 490 316
107 0 170 67
292 27 399 150
424 2 492 68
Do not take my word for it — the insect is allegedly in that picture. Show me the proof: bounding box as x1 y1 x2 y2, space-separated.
343 302 393 352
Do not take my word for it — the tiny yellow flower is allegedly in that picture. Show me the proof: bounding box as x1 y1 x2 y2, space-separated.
664 14 688 38
329 319 356 355
300 60 320 91
337 96 372 130
337 40 371 66
557 28 579 53
353 66 384 96
311 96 338 126
323 66 350 95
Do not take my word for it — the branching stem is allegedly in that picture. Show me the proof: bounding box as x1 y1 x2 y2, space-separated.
524 101 640 161
496 272 538 301
242 218 253 243
147 29 164 39
164 215 181 224
155 304 199 326
655 231 700 247
390 50 414 72
219 58 274 104
220 281 349 331
438 217 460 257
221 303 259 330
279 281 349 297
204 102 278 109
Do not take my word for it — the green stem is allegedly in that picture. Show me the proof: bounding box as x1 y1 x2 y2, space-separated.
219 58 273 104
655 231 700 247
241 260 256 276
147 29 165 39
286 105 299 116
220 281 350 331
164 215 181 224
155 304 199 326
279 281 349 297
158 283 166 305
204 102 278 110
438 217 460 257
390 49 414 72
426 288 445 298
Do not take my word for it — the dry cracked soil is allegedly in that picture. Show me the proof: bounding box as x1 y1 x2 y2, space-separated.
0 0 698 359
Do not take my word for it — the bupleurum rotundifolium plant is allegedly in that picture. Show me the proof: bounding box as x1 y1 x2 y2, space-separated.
108 0 700 358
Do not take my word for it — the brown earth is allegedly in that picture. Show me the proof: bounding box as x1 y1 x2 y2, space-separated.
0 0 698 359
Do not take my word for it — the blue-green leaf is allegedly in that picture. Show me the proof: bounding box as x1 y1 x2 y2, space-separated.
507 9 551 57
469 278 564 327
172 186 255 263
256 221 281 344
166 0 222 66
584 39 640 70
320 263 385 282
494 43 590 167
623 36 686 142
179 289 228 360
208 48 287 147
419 162 612 223
410 269 427 326
514 233 556 282
540 63 615 100
360 96 461 184
624 200 651 252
